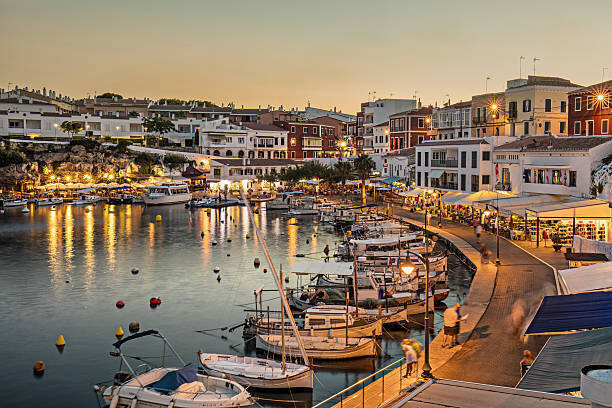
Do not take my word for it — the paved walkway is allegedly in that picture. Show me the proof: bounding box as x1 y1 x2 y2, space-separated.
329 203 558 407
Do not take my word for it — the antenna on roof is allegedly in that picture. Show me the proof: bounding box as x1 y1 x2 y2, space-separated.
533 57 540 76
602 67 608 83
519 56 525 79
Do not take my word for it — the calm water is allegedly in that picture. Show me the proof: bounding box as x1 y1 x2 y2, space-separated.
0 202 471 407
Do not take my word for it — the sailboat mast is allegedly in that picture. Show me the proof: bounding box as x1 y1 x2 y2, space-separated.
239 187 310 364
280 265 286 375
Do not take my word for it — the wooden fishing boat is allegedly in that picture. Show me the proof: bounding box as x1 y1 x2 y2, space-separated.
256 334 376 360
198 352 313 390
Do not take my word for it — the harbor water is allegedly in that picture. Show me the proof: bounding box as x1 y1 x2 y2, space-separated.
0 203 472 407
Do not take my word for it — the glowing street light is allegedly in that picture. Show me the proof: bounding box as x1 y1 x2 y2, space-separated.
400 259 416 275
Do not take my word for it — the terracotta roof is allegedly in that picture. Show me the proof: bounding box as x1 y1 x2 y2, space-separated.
568 80 612 95
190 106 231 113
148 104 191 111
389 107 433 118
495 135 612 152
418 138 488 147
242 122 286 132
210 158 300 167
231 109 263 115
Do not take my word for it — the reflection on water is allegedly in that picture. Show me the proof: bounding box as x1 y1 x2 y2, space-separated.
0 203 471 407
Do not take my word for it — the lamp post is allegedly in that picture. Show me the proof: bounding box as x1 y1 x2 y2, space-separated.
53 123 58 141
495 191 500 265
115 126 120 140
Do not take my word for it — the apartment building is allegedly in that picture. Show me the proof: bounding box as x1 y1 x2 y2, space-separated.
388 106 433 150
356 99 418 153
567 80 612 136
414 138 495 193
274 121 334 159
471 92 506 138
243 123 288 159
1 86 77 113
380 148 415 184
208 158 299 185
77 96 150 117
310 116 347 158
373 121 390 154
0 98 58 114
431 101 471 140
505 76 580 137
493 135 612 198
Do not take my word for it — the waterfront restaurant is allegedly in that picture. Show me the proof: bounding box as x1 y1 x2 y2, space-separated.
207 158 299 191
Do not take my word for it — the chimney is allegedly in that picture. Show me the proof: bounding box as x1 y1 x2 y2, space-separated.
334 107 337 113
241 104 244 109
418 98 422 109
42 87 46 96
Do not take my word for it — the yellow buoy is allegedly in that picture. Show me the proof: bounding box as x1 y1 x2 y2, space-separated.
56 335 66 347
246 233 251 239
115 326 124 339
227 237 232 242
156 215 162 222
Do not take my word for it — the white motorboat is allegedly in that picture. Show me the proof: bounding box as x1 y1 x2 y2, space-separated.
35 197 64 206
198 352 313 390
286 197 318 216
95 330 252 408
142 184 192 206
72 196 98 206
2 198 28 207
256 334 376 360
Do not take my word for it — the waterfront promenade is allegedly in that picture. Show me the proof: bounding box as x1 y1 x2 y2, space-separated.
329 203 560 408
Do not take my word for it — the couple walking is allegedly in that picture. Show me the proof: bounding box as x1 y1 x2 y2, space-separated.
442 303 466 348
401 338 422 377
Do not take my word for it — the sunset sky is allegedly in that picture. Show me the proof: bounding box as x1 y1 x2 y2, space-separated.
1 0 611 112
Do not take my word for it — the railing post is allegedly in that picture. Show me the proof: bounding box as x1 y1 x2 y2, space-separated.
400 359 403 390
382 367 385 402
340 392 343 408
362 381 365 406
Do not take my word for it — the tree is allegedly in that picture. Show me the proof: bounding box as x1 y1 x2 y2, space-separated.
142 117 175 146
134 152 158 174
163 154 189 170
98 92 123 99
353 154 376 205
60 121 83 139
334 161 353 198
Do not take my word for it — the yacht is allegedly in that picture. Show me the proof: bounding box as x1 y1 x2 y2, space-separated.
142 184 192 206
35 197 64 206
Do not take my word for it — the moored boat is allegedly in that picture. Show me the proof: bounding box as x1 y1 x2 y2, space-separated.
256 334 376 360
36 197 64 206
142 184 192 206
2 198 28 207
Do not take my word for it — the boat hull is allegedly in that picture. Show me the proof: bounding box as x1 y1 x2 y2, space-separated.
142 193 192 206
2 199 27 207
245 318 382 338
256 335 376 360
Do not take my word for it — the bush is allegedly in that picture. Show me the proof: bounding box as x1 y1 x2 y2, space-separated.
163 154 189 170
0 149 27 167
70 139 99 150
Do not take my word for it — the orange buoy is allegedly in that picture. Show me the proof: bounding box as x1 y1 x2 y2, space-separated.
56 335 66 347
116 300 125 309
33 361 45 376
115 326 124 339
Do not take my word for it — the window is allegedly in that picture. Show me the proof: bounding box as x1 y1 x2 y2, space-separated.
290 138 296 146
509 101 518 118
417 152 421 166
522 99 531 112
213 168 221 177
424 172 428 187
586 96 594 110
471 175 479 192
290 126 295 133
544 121 551 133
291 151 295 158
482 151 490 161
424 152 429 167
561 101 567 113
603 97 610 109
460 174 466 191
545 99 552 112
303 127 308 133
560 121 566 134
281 138 285 145
523 121 529 135
587 120 594 135
471 151 477 168
482 127 487 135
476 128 481 137
603 119 609 134
569 171 577 187
461 151 466 168
574 121 581 135
482 175 490 185
313 127 318 134
238 137 244 144
575 97 582 111
417 172 421 186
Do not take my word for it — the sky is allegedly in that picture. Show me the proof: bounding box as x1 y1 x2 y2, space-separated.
1 0 611 113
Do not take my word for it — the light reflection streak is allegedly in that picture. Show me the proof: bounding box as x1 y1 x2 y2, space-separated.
106 206 116 269
83 207 95 291
64 205 74 277
47 208 62 288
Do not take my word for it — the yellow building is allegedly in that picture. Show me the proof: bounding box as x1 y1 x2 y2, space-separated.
505 76 581 137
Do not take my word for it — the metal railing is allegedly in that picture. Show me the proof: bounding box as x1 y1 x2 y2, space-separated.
430 159 458 168
312 356 407 408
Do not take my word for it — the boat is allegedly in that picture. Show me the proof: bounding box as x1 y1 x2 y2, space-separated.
72 195 100 206
94 329 252 408
198 352 313 390
285 197 318 216
21 207 30 214
266 191 303 211
256 334 376 360
142 184 192 206
108 195 134 205
35 197 64 206
2 198 28 208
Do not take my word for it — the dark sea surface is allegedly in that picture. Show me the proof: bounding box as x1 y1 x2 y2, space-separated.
0 202 471 407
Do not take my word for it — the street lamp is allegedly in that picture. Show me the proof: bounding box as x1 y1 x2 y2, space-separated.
486 193 501 265
54 123 58 141
115 126 120 139
489 103 499 137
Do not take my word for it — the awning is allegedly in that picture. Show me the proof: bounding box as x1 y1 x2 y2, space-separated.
524 164 572 169
291 262 354 276
524 291 612 336
454 190 515 205
526 199 611 218
517 326 612 393
429 170 444 179
380 176 402 185
441 192 469 204
402 188 427 197
559 262 612 294
76 187 97 194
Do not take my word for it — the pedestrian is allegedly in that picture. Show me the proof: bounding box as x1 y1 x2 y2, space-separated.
520 350 534 376
542 229 549 247
475 223 482 243
401 339 417 377
510 298 527 345
442 305 458 348
480 242 490 264
323 244 330 262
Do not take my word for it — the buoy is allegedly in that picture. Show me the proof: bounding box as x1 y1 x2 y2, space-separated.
33 361 45 376
116 300 125 309
306 239 310 244
156 215 162 222
213 266 221 273
217 274 221 282
227 237 232 242
254 258 261 267
21 207 30 214
115 326 124 339
149 297 162 307
51 205 56 210
129 322 140 333
201 232 205 239
131 267 139 275
56 335 66 347
65 280 69 283
285 276 289 283
263 268 267 273
246 233 251 239
212 240 218 245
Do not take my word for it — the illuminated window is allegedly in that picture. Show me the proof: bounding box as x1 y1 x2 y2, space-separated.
290 138 296 146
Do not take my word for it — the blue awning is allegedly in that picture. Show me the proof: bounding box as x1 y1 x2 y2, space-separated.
525 292 612 336
380 176 402 185
517 326 612 393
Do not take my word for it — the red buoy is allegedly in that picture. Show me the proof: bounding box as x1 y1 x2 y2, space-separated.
149 297 162 307
116 300 125 309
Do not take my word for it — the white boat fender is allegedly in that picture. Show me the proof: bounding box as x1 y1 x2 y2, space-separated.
212 240 218 245
213 266 220 273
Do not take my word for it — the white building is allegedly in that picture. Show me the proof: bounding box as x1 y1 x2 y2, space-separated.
493 135 612 199
381 148 415 184
373 121 390 154
431 101 472 140
244 123 288 159
208 158 299 188
357 99 418 153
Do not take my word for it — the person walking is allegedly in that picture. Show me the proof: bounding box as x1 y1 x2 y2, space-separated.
510 298 527 345
323 244 330 262
520 350 535 376
402 339 417 377
453 303 466 347
442 305 458 348
475 223 482 243
480 242 490 264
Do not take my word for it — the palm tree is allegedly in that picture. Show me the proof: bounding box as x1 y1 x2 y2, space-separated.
334 161 353 198
143 117 176 146
353 154 376 205
60 121 83 139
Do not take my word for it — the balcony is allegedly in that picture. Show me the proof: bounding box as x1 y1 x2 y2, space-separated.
523 182 571 195
431 159 458 168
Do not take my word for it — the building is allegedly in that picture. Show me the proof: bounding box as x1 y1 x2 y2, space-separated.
431 101 471 140
243 123 288 159
77 96 150 117
567 80 612 136
207 158 300 189
381 148 415 184
257 109 301 125
505 76 581 137
388 106 433 150
310 115 350 157
356 99 418 153
0 98 58 114
301 106 355 123
414 138 503 193
373 121 390 154
1 86 77 113
274 121 334 159
493 135 612 198
471 92 506 138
